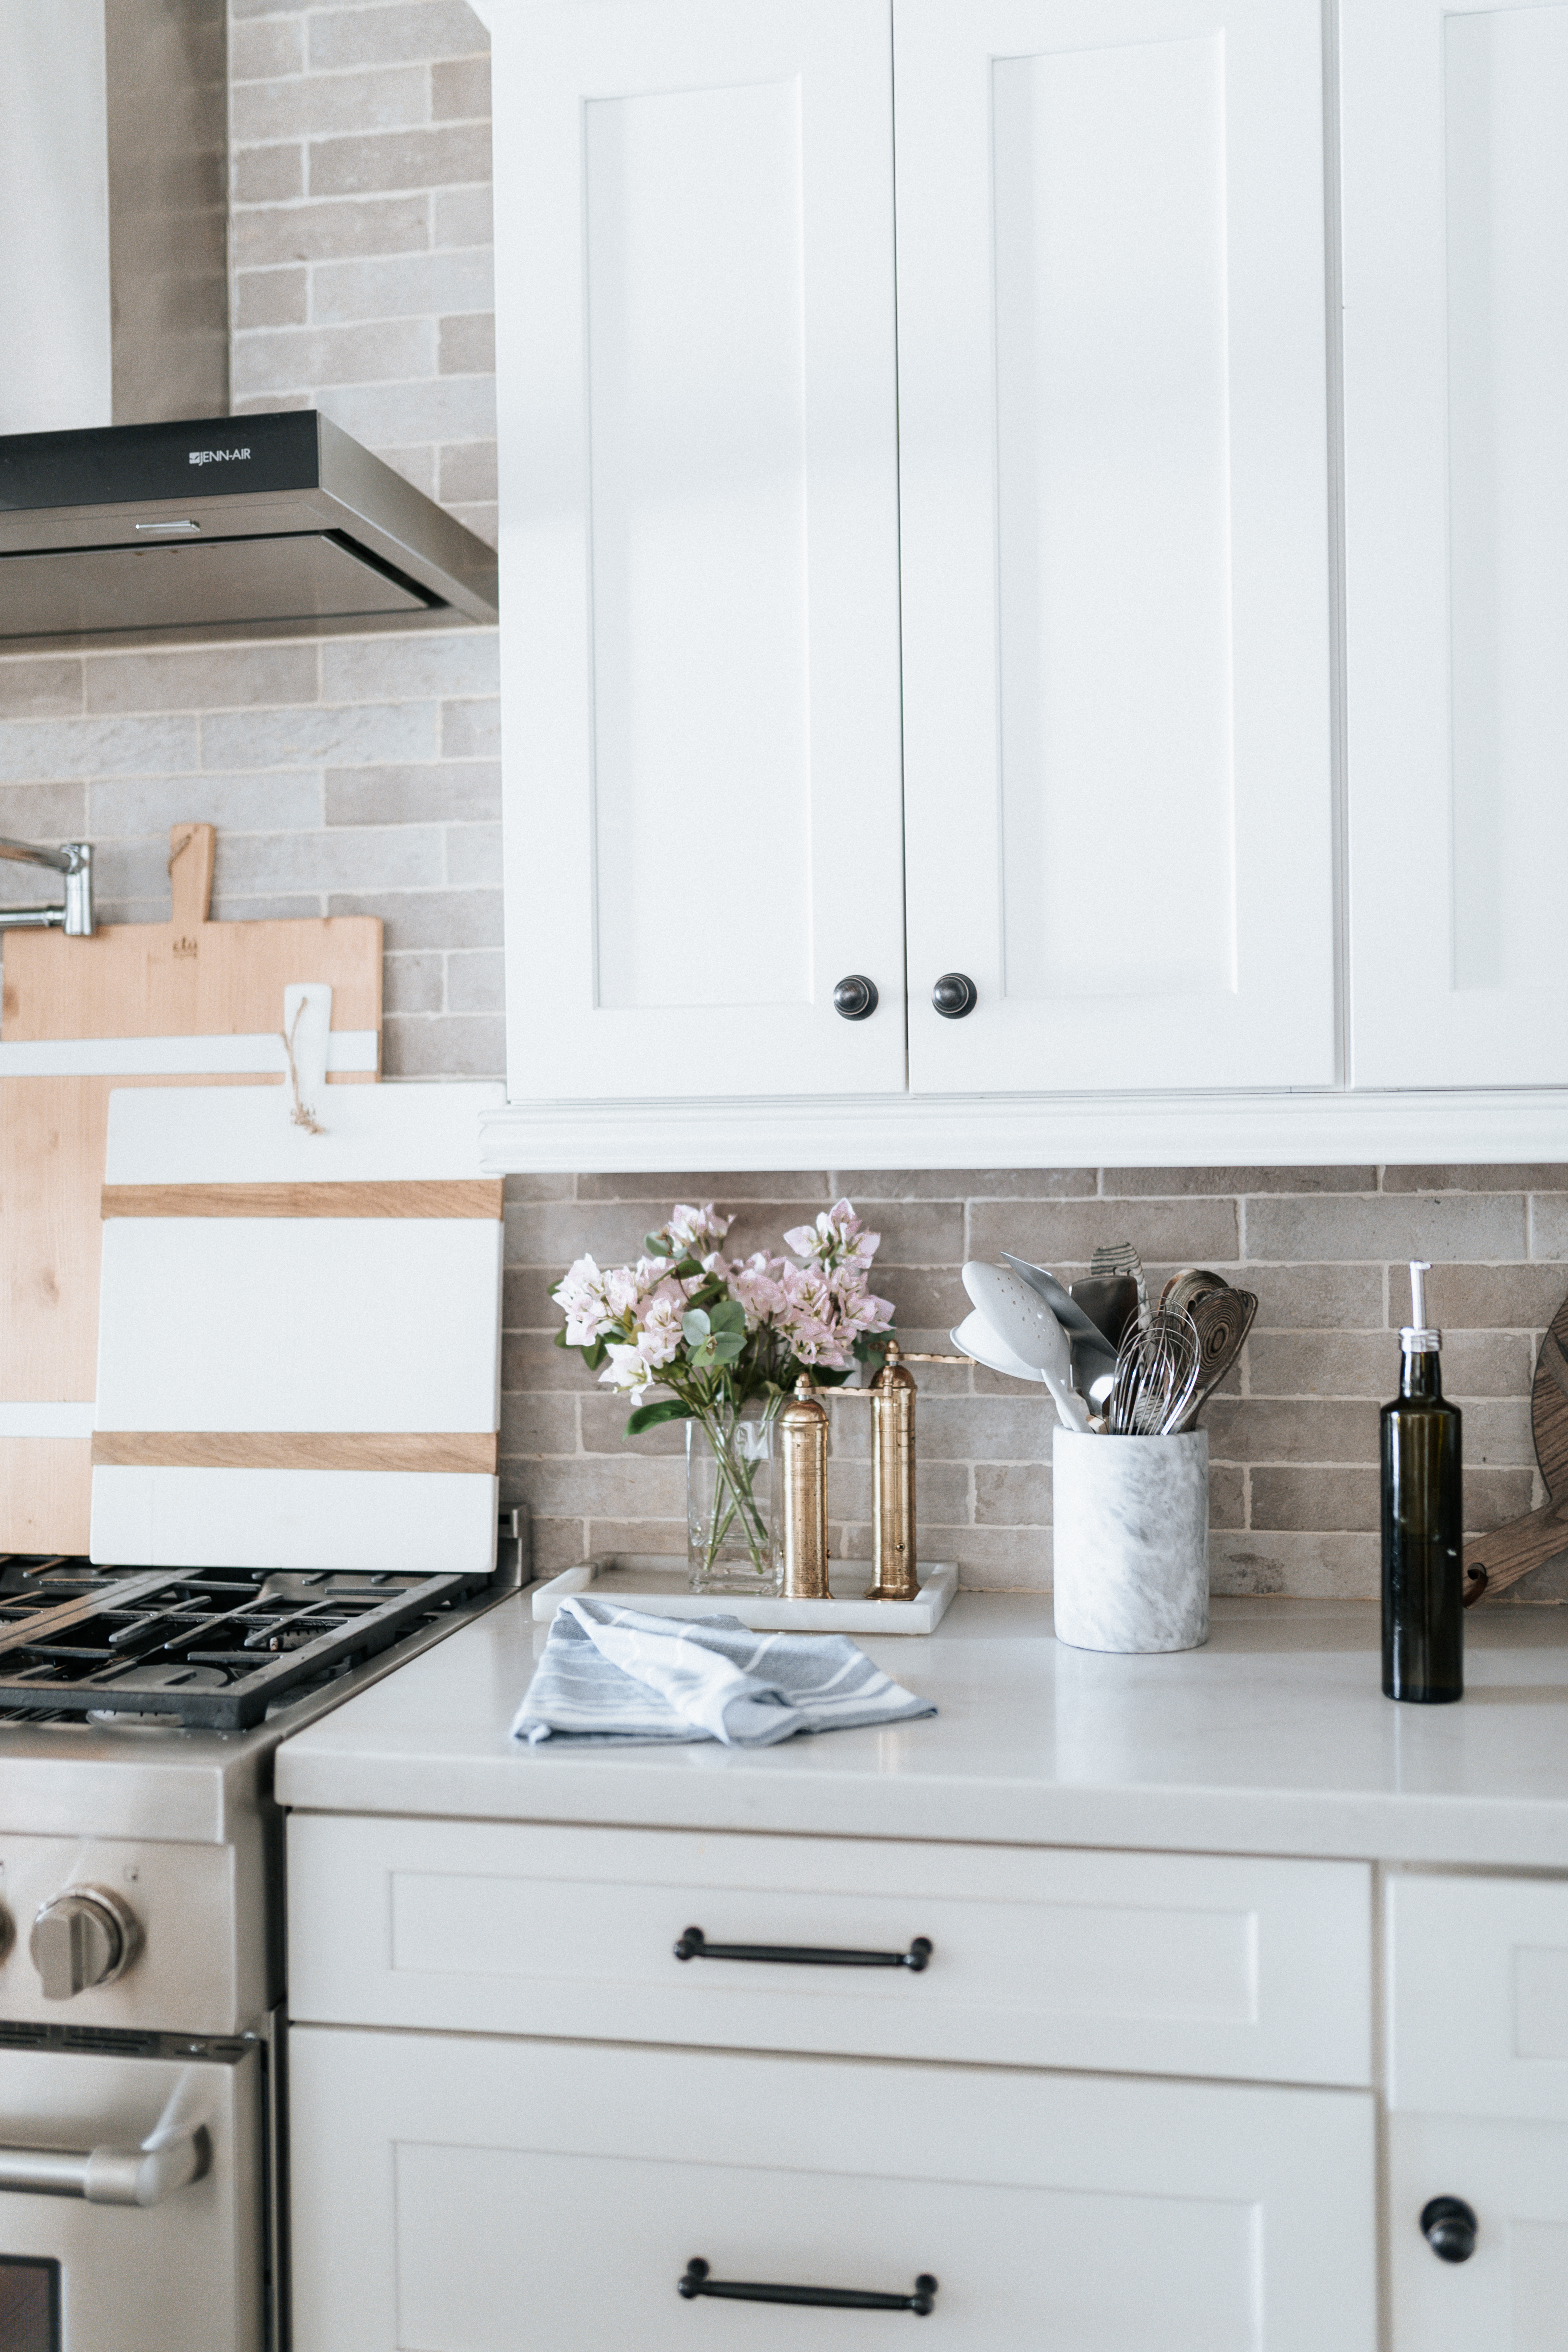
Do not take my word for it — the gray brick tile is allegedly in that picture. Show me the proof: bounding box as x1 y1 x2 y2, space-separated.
434 184 491 245
580 1396 687 1458
235 267 309 329
383 1011 503 1075
0 657 84 717
447 501 496 545
231 16 304 76
326 761 499 824
522 1456 685 1519
1210 1532 1379 1600
215 826 443 894
1247 1265 1386 1330
232 144 304 203
85 643 319 714
201 701 438 769
314 372 495 447
321 629 496 704
439 440 497 503
919 1396 1054 1461
328 885 501 949
311 247 493 323
1246 1329 1532 1400
1531 1196 1568 1259
1426 1264 1568 1329
1245 1192 1528 1262
446 947 504 1011
309 2 489 70
1384 1163 1568 1192
309 124 492 197
441 697 499 758
0 784 87 839
969 1197 1239 1268
439 311 495 372
383 950 444 1013
444 821 500 884
232 317 435 395
1251 1466 1377 1533
1203 1397 1380 1465
88 773 323 837
0 715 199 783
975 1462 1049 1525
432 55 490 117
1210 1464 1245 1529
831 1167 1097 1200
1104 1165 1378 1196
233 194 431 267
501 1393 578 1457
576 1172 830 1202
233 65 430 145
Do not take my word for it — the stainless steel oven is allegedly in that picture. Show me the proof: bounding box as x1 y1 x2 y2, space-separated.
0 2033 262 2352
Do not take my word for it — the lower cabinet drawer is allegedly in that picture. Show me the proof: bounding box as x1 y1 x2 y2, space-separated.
287 1816 1372 2085
289 2028 1377 2352
1389 2113 1568 2350
1389 1873 1568 2121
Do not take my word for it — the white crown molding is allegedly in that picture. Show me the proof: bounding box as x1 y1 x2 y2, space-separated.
479 1088 1568 1175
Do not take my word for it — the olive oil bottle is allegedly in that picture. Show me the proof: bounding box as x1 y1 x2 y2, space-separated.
1381 1259 1463 1703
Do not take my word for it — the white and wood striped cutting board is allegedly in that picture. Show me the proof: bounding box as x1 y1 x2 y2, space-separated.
90 1082 505 1574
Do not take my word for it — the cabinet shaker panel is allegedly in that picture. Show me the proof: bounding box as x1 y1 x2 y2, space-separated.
896 0 1335 1094
290 2029 1377 2351
1390 2114 1568 2351
494 0 906 1101
1344 0 1568 1087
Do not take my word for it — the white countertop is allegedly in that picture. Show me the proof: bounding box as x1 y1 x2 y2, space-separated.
274 1593 1568 1868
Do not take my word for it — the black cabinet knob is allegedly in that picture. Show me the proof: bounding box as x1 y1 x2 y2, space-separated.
1421 2197 1478 2263
833 975 879 1022
931 972 977 1019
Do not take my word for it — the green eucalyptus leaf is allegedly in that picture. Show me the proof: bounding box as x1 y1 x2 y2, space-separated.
625 1398 695 1436
682 1309 712 1347
710 1332 745 1364
709 1300 747 1335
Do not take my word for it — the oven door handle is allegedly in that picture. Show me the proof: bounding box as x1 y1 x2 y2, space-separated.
0 2121 209 2206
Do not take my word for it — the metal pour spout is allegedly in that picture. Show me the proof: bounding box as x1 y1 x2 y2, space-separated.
0 839 94 935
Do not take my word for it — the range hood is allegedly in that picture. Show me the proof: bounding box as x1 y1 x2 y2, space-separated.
0 409 498 649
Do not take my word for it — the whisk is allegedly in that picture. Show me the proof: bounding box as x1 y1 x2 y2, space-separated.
1109 1308 1202 1435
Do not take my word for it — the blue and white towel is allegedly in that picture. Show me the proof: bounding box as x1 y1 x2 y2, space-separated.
513 1596 937 1748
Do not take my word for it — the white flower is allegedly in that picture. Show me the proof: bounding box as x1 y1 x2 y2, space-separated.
667 1202 733 1253
783 1199 879 1273
552 1254 613 1346
599 1338 658 1397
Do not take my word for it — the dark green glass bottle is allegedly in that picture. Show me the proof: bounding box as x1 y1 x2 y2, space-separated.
1382 1260 1463 1703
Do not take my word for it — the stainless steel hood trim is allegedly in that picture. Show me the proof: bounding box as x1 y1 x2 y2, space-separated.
0 411 497 647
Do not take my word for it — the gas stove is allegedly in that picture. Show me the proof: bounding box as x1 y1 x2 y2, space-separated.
0 1555 497 1730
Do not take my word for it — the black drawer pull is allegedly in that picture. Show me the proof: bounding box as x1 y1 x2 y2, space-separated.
674 1926 932 1972
679 2259 937 2315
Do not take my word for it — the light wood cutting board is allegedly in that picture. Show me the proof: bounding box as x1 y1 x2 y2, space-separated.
0 823 382 1553
92 1083 504 1574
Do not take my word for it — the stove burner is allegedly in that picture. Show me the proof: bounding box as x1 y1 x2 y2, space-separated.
0 1557 491 1728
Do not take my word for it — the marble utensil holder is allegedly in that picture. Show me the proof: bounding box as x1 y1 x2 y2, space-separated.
1052 1427 1209 1654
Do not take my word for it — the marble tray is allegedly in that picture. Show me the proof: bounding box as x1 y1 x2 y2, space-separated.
530 1554 959 1635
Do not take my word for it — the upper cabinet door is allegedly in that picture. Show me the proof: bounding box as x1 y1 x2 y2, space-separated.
1343 0 1568 1090
495 0 906 1100
895 0 1336 1096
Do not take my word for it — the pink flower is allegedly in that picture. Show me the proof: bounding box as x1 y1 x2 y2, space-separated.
783 1199 880 1275
728 1250 788 1327
552 1254 614 1346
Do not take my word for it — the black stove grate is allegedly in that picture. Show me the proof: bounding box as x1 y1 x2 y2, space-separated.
0 1558 492 1728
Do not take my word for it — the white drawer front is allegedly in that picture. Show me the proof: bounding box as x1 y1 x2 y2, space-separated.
1390 1874 1568 2121
291 2029 1377 2352
1390 2113 1568 2350
288 1817 1371 2085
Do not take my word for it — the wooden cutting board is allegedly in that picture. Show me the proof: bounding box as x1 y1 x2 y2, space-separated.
1463 1282 1568 1603
92 1084 504 1573
0 824 381 1553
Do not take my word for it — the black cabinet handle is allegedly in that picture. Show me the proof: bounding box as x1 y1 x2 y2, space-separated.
1422 2197 1478 2263
674 1925 931 1971
931 972 977 1018
679 2260 937 2315
833 974 879 1021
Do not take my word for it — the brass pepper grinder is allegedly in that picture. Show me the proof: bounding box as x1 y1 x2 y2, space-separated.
779 1376 831 1599
864 1338 919 1602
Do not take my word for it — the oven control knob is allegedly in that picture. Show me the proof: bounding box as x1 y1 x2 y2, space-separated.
30 1888 140 2000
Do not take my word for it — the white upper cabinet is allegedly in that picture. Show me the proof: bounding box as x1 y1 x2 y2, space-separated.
896 0 1336 1094
1343 0 1568 1089
493 0 907 1099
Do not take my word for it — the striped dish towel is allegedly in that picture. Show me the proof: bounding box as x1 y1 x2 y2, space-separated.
513 1595 937 1748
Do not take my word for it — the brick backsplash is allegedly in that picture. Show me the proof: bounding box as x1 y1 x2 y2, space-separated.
502 1168 1568 1603
0 9 1562 1606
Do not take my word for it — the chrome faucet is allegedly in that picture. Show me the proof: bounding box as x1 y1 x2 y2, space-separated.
0 840 94 935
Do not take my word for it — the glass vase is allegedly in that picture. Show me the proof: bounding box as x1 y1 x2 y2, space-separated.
687 1403 782 1597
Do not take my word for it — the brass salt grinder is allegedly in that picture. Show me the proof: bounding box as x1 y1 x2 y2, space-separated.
778 1337 971 1603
